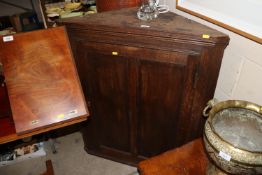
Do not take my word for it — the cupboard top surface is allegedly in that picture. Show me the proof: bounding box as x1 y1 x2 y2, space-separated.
0 27 89 134
59 7 229 45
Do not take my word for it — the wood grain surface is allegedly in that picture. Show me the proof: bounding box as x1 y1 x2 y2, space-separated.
138 138 208 175
0 27 89 134
59 7 229 45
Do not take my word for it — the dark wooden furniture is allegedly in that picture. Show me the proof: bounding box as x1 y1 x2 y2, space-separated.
0 82 12 119
0 27 89 144
0 62 11 119
138 138 208 175
59 7 229 165
42 160 55 175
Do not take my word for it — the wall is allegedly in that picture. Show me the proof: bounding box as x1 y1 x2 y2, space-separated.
176 0 262 38
0 0 33 16
160 0 262 105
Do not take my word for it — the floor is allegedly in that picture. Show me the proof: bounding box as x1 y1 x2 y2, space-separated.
0 132 139 175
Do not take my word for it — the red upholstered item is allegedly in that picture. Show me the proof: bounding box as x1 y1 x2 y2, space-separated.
0 82 12 118
138 138 208 175
96 0 141 12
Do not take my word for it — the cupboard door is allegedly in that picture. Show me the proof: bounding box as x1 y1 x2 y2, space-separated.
83 44 131 153
137 54 199 157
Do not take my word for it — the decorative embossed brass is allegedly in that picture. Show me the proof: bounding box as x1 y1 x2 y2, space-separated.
203 100 262 175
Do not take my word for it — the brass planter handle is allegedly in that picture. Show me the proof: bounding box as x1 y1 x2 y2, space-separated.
203 99 218 117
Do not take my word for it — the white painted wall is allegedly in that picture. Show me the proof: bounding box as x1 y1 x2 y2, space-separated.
176 0 262 38
160 0 262 105
0 0 33 16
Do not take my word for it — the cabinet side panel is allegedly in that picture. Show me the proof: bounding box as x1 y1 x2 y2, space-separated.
188 46 227 141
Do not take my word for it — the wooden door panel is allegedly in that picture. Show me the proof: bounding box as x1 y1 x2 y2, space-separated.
137 56 197 157
85 50 131 152
73 41 90 101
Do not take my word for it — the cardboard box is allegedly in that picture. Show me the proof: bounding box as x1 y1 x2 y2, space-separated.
0 142 46 167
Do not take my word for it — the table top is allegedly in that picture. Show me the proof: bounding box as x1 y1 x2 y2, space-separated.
0 27 89 135
59 7 229 45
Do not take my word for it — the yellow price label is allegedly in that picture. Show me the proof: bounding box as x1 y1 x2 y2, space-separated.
57 114 65 119
202 34 210 39
31 120 39 125
112 51 118 56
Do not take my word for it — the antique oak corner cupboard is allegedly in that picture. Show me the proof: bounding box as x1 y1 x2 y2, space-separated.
59 8 229 165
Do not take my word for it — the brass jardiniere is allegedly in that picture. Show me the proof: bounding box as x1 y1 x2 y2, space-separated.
203 100 262 175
